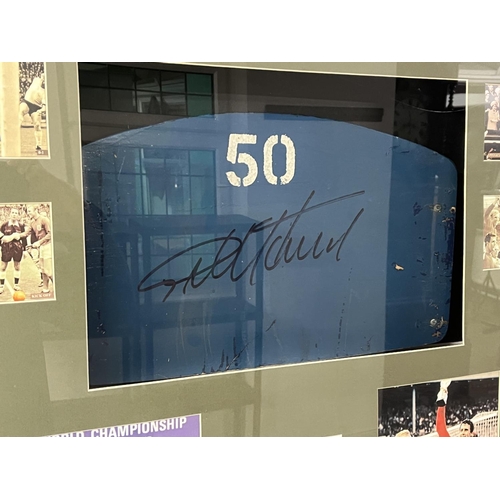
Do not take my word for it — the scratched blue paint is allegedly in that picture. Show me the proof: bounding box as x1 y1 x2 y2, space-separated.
83 113 457 387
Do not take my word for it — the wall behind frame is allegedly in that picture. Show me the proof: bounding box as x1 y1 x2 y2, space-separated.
0 62 495 436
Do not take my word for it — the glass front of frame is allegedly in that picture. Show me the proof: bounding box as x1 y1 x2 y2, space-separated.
80 63 465 389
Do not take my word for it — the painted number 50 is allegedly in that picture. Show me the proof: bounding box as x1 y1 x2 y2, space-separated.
226 133 296 187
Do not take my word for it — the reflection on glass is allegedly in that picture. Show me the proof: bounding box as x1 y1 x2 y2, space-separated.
110 89 135 112
187 95 213 116
79 63 108 87
80 64 214 123
109 65 135 89
192 234 216 254
167 175 191 215
165 150 189 175
117 174 141 216
79 87 110 111
144 169 167 215
187 73 212 95
137 91 162 114
80 64 465 389
190 177 215 214
143 148 165 160
161 71 185 93
189 150 214 175
136 69 161 92
162 94 187 116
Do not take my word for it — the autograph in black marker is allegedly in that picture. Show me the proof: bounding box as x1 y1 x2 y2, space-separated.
138 190 365 302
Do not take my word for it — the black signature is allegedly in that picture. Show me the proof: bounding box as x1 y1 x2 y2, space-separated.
138 190 365 302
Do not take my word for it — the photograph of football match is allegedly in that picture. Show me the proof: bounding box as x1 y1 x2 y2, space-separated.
0 203 55 304
0 62 49 158
378 372 499 437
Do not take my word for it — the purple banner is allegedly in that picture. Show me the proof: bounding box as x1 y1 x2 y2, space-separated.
49 414 201 437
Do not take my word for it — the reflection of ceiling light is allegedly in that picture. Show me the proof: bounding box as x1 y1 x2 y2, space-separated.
174 183 178 188
447 92 466 107
458 64 500 82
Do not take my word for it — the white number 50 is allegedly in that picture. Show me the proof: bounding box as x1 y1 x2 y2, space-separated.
226 133 296 187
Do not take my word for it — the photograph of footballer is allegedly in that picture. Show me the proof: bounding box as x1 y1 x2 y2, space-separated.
378 371 499 437
485 83 500 160
0 62 49 158
483 195 500 270
0 203 55 303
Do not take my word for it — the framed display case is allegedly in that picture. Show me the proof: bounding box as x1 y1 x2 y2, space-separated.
0 62 497 437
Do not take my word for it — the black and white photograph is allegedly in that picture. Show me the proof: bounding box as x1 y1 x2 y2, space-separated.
0 203 55 303
0 62 49 158
378 372 499 437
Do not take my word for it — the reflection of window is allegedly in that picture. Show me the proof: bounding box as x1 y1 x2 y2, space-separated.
79 63 214 116
84 146 216 218
150 234 217 276
142 148 216 216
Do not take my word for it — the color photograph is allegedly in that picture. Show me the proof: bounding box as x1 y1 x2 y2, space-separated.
484 83 500 160
0 62 49 158
378 372 499 437
483 195 500 270
0 203 55 303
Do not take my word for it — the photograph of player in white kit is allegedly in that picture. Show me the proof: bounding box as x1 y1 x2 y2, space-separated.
378 371 499 437
0 203 55 303
0 62 50 158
